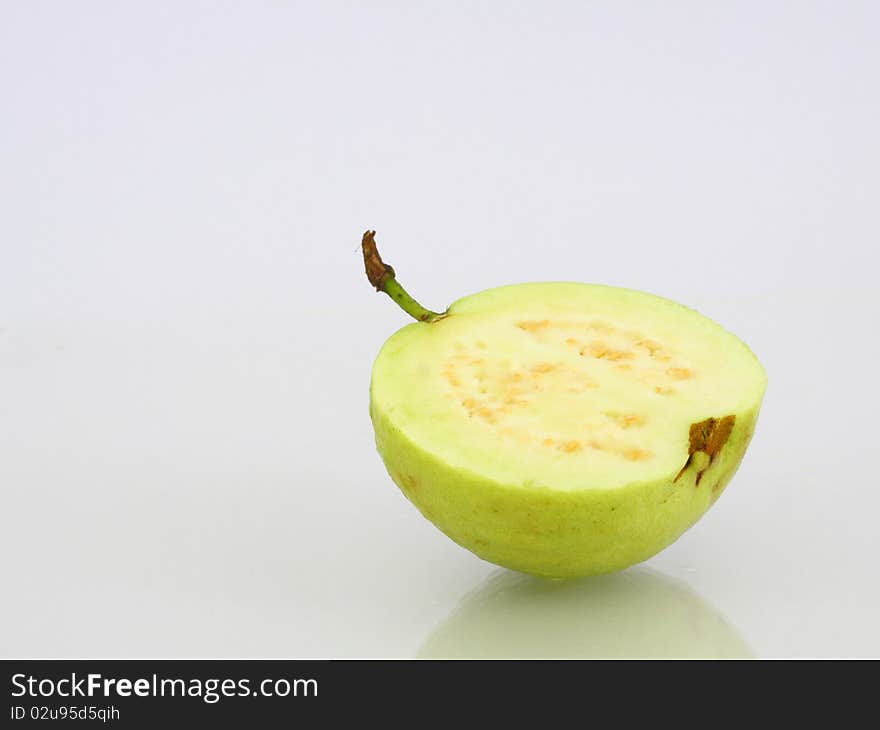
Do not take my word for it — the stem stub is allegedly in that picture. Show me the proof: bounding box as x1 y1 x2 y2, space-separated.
361 230 447 323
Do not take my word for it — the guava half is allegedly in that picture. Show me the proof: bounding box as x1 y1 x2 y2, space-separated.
363 232 766 579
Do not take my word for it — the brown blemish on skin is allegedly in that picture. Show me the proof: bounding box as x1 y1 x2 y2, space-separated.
401 474 418 494
705 415 735 456
675 415 736 485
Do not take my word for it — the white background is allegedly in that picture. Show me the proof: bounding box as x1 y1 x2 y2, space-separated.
2 2 878 658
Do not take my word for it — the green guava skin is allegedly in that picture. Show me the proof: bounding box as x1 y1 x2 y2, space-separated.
369 283 765 579
372 398 758 579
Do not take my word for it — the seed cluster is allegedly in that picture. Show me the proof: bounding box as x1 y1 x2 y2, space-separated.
440 318 697 462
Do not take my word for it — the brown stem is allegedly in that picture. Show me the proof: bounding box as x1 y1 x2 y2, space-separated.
361 230 447 322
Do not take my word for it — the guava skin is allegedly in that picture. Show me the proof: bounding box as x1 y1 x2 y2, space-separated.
372 394 759 579
368 281 766 579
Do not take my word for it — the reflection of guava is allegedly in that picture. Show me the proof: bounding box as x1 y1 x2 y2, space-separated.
363 231 766 578
419 567 753 659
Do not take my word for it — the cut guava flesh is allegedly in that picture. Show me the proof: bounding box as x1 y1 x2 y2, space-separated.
370 282 766 578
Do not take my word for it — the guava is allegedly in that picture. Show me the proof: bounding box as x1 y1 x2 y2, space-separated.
363 231 766 579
